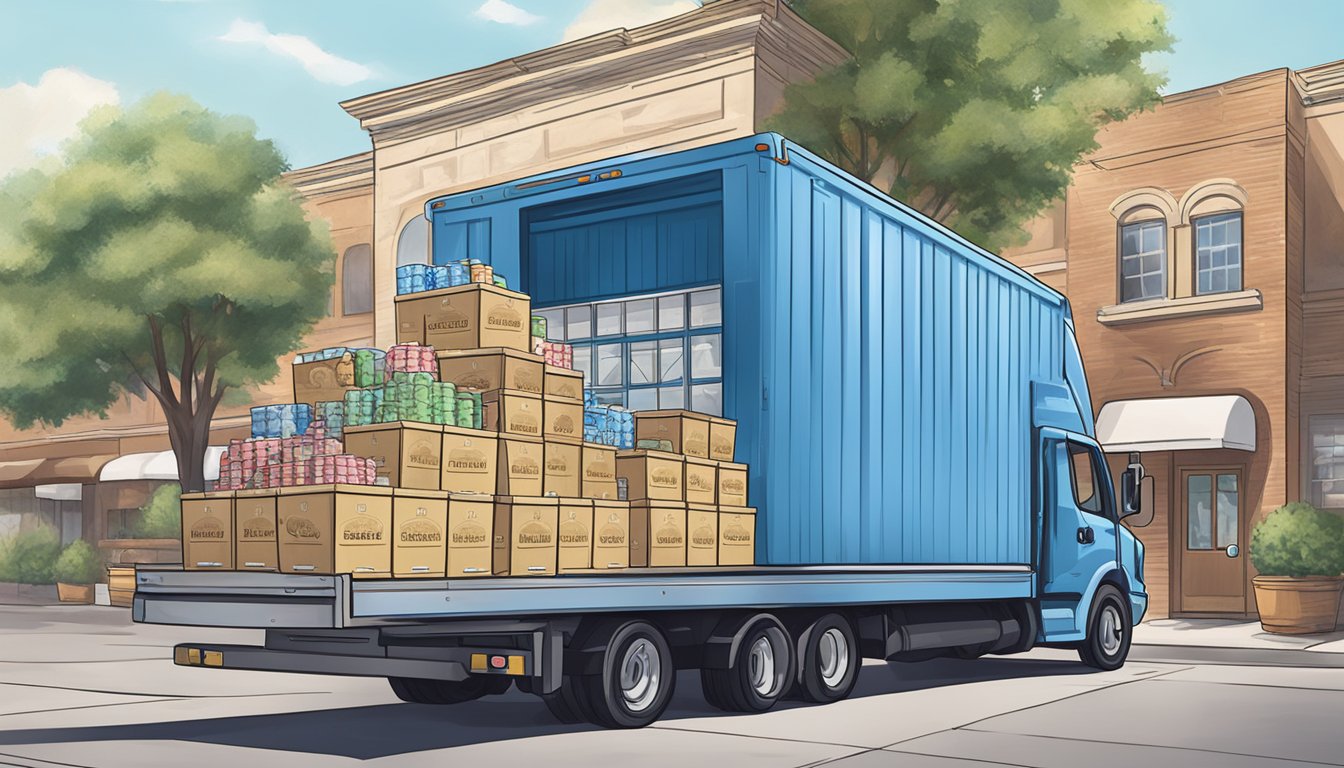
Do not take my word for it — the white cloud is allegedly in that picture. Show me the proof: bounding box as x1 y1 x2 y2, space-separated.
0 68 119 177
218 19 372 86
474 0 542 26
562 0 698 41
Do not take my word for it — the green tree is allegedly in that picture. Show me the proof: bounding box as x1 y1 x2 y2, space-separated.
0 94 334 491
771 0 1172 250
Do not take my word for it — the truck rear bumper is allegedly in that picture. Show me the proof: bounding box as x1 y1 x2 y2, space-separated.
172 642 476 681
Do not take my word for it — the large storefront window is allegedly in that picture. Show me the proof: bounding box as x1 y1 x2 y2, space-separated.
534 287 724 415
1309 415 1344 509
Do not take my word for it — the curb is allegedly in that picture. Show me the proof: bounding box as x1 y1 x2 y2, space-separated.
1131 643 1344 668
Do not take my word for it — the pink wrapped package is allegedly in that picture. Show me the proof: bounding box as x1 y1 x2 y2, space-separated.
385 344 437 380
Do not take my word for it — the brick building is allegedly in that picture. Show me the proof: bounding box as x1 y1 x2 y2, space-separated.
1005 63 1344 619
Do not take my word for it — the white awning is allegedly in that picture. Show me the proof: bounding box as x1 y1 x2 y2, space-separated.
35 483 83 501
98 447 228 482
1096 395 1256 453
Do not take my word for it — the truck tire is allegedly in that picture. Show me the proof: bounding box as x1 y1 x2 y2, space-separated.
794 614 859 704
387 675 511 704
1078 585 1132 671
702 618 794 712
541 677 597 724
576 620 676 728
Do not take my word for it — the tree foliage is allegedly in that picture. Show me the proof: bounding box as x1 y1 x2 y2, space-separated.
136 483 183 540
0 94 334 491
771 0 1172 250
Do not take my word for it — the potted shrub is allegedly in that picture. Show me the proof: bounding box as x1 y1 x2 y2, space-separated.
1251 502 1344 634
53 540 102 604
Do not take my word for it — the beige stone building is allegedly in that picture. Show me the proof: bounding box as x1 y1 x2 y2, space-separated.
0 0 843 561
1004 62 1344 620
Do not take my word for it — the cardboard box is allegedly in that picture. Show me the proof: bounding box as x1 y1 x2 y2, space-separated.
634 410 711 457
557 498 594 573
709 417 738 462
482 389 543 438
393 489 449 577
343 422 443 490
234 488 278 571
493 496 558 576
395 283 531 352
582 442 619 500
591 499 630 569
543 395 583 443
684 456 718 505
497 435 544 496
687 503 719 567
181 491 234 570
292 352 357 407
630 500 687 567
447 493 494 577
438 348 544 394
544 439 581 497
718 461 749 506
616 450 685 502
544 365 585 401
277 485 393 577
718 506 756 566
441 426 498 494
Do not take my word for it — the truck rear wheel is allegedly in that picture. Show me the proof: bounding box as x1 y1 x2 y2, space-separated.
576 620 676 728
1078 585 1132 671
540 678 596 724
387 675 511 704
702 618 794 712
794 614 859 704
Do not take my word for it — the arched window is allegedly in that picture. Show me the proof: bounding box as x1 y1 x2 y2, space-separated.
1180 180 1247 297
396 214 430 267
1110 188 1177 304
342 244 373 316
1118 207 1167 303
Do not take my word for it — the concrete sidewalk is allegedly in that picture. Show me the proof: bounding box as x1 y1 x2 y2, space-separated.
1131 617 1344 667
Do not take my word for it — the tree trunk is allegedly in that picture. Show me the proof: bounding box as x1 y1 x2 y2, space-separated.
163 406 215 494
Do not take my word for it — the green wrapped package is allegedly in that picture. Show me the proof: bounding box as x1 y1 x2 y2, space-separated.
353 349 382 388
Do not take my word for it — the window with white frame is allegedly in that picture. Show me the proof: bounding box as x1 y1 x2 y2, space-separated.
534 287 724 415
1309 415 1344 510
1119 218 1166 303
1194 211 1243 295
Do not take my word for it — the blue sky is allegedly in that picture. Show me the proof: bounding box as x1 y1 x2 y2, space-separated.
2 0 1342 174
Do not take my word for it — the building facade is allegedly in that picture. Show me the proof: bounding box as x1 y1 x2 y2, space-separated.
1005 63 1344 619
0 0 843 561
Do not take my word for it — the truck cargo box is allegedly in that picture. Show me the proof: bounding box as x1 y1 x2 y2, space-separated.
424 133 1094 568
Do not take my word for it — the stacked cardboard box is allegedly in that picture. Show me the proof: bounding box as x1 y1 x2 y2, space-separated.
620 410 756 568
186 281 753 579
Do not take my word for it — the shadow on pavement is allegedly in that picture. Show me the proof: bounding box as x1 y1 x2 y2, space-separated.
0 656 1092 758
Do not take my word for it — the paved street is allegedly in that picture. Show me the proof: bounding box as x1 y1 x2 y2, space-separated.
0 604 1340 768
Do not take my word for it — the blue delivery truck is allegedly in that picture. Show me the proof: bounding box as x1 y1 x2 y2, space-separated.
136 134 1148 728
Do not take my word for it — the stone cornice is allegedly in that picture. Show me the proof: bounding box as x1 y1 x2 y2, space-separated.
282 151 373 200
339 0 847 147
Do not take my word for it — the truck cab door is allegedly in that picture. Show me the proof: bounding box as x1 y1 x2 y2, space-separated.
1039 431 1119 640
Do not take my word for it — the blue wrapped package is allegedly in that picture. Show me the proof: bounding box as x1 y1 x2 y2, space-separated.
396 264 430 295
315 400 345 438
428 265 449 291
448 262 469 287
250 406 268 439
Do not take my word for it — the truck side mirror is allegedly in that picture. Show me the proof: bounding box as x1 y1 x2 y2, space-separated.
1119 452 1145 519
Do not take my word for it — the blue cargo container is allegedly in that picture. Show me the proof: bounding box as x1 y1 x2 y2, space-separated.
140 134 1150 729
422 134 1099 567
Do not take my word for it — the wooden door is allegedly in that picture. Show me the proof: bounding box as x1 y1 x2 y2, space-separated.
1178 468 1247 614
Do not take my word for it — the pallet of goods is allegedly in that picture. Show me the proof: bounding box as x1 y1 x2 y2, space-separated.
182 269 755 578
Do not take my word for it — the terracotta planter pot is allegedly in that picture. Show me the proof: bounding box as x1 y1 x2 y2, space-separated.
56 583 95 604
1252 576 1344 634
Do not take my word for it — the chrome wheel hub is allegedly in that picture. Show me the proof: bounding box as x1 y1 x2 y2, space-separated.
619 638 661 712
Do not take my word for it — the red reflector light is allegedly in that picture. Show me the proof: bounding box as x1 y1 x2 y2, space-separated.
754 143 770 152
490 655 507 669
